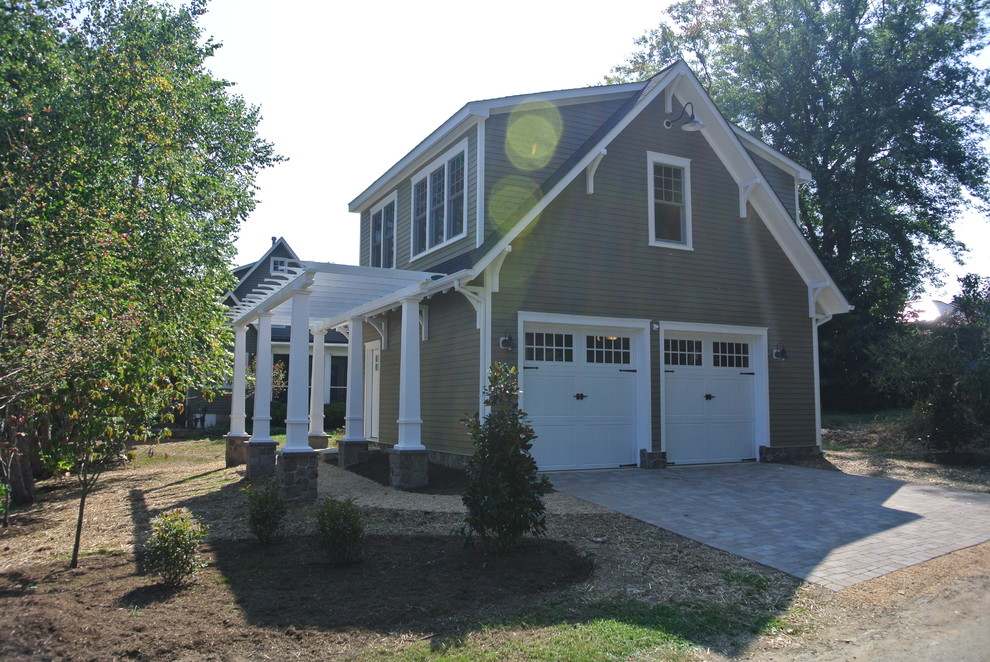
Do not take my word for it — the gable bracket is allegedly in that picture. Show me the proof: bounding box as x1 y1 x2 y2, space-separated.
808 281 829 318
366 316 388 349
419 306 429 342
739 178 761 218
487 245 512 293
585 149 608 194
454 282 484 329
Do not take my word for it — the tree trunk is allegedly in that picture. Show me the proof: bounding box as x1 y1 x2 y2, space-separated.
70 479 88 569
8 428 34 507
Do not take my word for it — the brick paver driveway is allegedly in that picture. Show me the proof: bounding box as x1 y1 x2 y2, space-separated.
548 463 990 590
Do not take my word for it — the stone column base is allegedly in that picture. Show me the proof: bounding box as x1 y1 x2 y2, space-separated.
276 450 319 501
339 440 369 468
245 441 278 481
225 434 250 468
388 448 428 490
640 449 667 469
308 434 330 450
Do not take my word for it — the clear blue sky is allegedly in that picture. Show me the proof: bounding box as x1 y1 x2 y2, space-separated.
192 0 988 300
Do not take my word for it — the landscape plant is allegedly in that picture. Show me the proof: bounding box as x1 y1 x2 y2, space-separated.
143 508 208 587
459 362 551 553
244 480 287 545
314 497 364 565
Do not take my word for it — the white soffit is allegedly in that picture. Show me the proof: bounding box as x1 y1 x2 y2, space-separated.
228 262 441 329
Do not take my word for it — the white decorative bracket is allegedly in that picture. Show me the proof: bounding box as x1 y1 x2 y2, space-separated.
487 245 512 293
808 281 829 318
366 317 388 349
419 306 429 342
454 281 484 329
585 149 607 194
739 178 761 218
664 87 674 114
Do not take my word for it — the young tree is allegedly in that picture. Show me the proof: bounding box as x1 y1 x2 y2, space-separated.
0 1 280 561
609 0 990 409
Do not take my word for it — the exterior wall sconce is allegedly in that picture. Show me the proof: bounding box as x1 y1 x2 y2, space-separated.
499 330 516 351
664 101 705 132
772 344 789 361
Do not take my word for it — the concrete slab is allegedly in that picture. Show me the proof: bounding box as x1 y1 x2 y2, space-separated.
547 463 990 590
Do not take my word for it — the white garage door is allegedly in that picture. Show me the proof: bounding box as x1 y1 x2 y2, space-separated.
664 333 759 464
522 325 641 470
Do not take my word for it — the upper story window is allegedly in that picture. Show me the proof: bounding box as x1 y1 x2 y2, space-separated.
647 151 692 250
270 257 288 274
411 140 467 259
370 193 396 268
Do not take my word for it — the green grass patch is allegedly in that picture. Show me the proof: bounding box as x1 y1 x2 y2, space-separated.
362 598 773 661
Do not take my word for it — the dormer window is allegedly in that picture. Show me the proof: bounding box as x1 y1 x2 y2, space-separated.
370 193 396 268
271 257 288 274
647 151 693 250
411 140 467 259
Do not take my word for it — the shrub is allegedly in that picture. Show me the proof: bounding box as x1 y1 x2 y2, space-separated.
459 362 551 553
244 480 287 544
314 497 364 565
144 509 208 587
324 401 346 431
202 423 228 439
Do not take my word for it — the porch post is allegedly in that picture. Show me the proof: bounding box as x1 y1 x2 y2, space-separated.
284 289 313 452
225 324 250 467
228 324 249 437
251 313 274 443
338 316 368 467
390 297 428 489
308 328 329 449
277 289 319 501
245 312 277 481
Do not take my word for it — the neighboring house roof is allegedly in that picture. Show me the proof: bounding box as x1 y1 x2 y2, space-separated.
228 237 300 301
904 299 958 323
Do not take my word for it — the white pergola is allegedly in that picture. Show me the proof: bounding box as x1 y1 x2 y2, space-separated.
227 262 449 454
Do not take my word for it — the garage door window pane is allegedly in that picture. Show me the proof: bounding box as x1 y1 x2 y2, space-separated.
586 335 631 364
713 341 749 368
525 332 573 362
664 339 702 366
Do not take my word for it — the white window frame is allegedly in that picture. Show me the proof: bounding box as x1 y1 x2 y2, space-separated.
369 191 397 269
410 138 469 261
647 151 693 250
270 257 288 274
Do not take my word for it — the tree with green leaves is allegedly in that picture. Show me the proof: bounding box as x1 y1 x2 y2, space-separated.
0 0 280 566
609 0 990 410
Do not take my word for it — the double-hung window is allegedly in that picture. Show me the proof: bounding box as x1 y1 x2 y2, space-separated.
647 151 692 249
370 193 396 268
411 140 467 258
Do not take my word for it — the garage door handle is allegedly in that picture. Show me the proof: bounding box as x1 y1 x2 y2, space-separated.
704 393 715 400
574 393 588 400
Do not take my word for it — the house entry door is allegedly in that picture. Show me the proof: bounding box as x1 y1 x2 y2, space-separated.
363 341 380 440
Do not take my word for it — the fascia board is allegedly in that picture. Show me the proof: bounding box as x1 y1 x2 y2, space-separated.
732 126 813 181
348 84 643 214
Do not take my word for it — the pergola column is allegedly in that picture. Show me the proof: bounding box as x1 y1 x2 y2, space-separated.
338 317 368 467
225 324 250 468
245 312 277 481
308 328 329 449
277 289 319 501
390 297 428 489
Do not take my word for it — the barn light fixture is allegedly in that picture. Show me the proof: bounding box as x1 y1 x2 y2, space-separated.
499 330 516 351
772 344 789 361
664 102 704 132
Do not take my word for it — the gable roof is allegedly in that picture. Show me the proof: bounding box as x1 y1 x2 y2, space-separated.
349 61 850 318
229 237 300 300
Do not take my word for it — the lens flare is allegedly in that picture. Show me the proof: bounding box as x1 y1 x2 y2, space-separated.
488 175 541 235
504 101 563 171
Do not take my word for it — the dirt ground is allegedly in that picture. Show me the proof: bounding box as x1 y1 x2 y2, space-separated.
1 428 988 661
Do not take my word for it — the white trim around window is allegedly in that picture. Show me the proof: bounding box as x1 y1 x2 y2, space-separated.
410 138 469 262
369 191 397 269
647 151 693 250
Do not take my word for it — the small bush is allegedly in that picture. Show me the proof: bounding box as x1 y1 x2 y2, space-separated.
459 362 551 553
244 480 287 544
314 497 364 565
144 509 208 587
203 423 228 439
